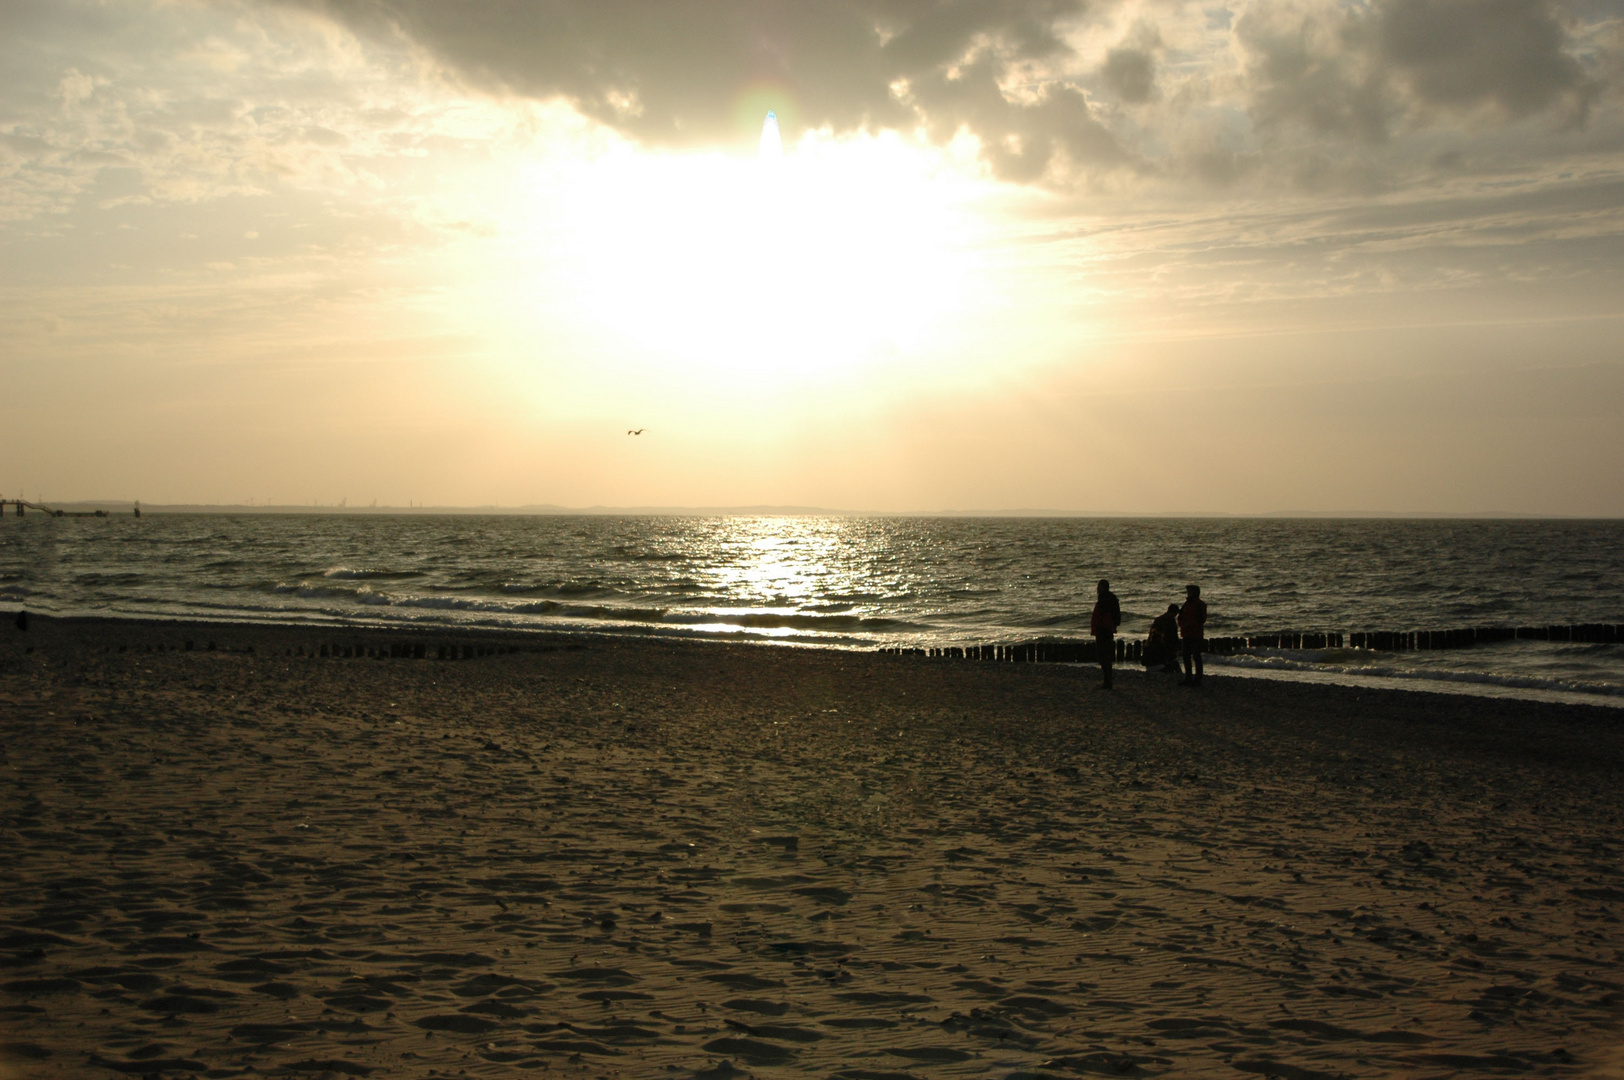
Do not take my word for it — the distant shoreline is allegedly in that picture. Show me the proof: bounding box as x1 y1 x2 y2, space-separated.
8 503 1606 519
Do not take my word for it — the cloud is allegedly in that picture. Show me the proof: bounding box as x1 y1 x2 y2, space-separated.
1097 19 1162 104
1236 3 1395 143
0 0 1614 221
1238 0 1602 145
904 51 1126 180
1101 46 1156 103
279 0 1618 194
284 0 1128 181
1378 0 1596 120
0 0 536 227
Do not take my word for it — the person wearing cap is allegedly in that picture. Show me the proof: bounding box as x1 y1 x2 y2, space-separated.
1091 579 1122 689
1178 584 1207 685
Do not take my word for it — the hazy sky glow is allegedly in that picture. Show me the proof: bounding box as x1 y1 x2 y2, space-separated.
3 0 1622 513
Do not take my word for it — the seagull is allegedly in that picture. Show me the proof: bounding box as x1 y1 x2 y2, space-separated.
627 428 645 435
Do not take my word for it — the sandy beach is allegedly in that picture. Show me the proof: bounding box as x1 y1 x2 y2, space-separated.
1 615 1621 1079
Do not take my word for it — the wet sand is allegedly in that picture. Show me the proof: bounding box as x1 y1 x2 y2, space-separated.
2 615 1621 1079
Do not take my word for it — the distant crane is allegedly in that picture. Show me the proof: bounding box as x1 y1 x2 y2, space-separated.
627 428 645 435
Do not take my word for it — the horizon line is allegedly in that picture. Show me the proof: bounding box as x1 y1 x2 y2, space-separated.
21 501 1616 520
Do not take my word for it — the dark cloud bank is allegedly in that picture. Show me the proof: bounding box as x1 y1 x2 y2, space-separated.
1242 0 1599 143
288 0 1614 185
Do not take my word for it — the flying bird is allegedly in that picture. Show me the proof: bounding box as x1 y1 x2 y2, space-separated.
627 428 645 435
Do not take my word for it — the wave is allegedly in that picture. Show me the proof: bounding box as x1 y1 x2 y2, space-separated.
72 572 148 587
384 595 667 621
273 581 382 600
217 579 928 636
824 591 908 604
322 566 423 580
655 610 920 632
1211 652 1624 700
1028 612 1091 628
388 595 919 632
497 580 625 599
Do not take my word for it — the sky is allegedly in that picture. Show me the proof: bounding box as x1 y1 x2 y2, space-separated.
2 0 1621 514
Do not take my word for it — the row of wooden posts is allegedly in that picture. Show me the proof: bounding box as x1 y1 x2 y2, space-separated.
1347 624 1622 649
881 623 1624 661
85 639 576 658
304 642 527 659
137 639 526 658
880 640 1158 663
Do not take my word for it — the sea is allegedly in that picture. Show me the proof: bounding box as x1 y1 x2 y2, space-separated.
3 514 1622 707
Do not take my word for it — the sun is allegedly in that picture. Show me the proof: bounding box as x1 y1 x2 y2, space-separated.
499 121 996 398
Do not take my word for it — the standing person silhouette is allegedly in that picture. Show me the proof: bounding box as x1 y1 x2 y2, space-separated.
1091 579 1122 690
1178 584 1207 685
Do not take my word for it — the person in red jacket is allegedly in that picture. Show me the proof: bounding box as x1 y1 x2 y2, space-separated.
1091 579 1122 689
1177 584 1207 685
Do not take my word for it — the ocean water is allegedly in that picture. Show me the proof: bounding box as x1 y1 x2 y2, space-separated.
2 514 1621 706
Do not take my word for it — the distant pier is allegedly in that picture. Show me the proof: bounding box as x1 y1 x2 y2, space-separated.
0 500 137 518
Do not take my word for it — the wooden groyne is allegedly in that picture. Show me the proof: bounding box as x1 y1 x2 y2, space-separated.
284 641 579 660
78 638 584 659
881 640 1149 663
880 623 1623 662
1346 624 1623 650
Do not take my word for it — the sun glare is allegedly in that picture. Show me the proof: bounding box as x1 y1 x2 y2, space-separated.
760 110 783 161
498 124 996 402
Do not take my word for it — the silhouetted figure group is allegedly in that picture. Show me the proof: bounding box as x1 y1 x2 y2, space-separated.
1091 581 1207 688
